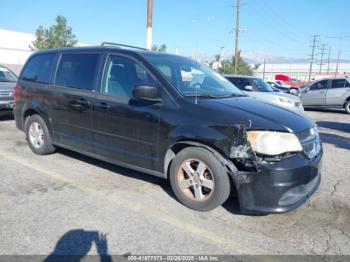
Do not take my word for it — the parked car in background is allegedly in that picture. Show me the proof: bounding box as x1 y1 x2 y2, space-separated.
0 65 17 113
14 44 322 214
275 80 291 88
225 75 304 113
267 81 300 96
301 77 350 114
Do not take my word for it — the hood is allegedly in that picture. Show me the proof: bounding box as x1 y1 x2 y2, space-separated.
200 96 313 133
0 81 16 91
246 91 300 103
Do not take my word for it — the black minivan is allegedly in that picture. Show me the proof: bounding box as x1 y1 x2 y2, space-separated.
14 44 322 214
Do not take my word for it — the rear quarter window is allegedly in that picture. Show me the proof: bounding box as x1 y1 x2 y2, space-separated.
331 79 350 88
21 53 56 83
55 53 100 91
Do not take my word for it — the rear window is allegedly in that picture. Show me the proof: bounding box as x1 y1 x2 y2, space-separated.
55 53 99 91
21 53 56 83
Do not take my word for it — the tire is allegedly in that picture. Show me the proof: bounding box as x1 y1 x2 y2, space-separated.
25 114 56 155
345 101 350 114
169 147 231 212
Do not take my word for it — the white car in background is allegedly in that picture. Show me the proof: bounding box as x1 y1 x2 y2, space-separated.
301 77 350 114
224 75 304 113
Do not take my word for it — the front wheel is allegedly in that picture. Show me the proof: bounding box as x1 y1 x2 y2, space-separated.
169 147 231 212
345 101 350 114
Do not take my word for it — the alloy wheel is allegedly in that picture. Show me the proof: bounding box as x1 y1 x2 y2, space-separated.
177 159 215 201
29 122 44 149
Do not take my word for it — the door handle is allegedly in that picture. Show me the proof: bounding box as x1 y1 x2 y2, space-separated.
319 91 325 94
76 98 90 105
100 102 111 109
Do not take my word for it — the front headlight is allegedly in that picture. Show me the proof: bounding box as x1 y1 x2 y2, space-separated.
247 131 303 156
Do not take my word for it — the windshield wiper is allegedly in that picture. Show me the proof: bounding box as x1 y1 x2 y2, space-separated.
185 94 221 98
215 93 247 98
186 93 246 98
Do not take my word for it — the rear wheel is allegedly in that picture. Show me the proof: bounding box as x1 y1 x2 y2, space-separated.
169 147 231 211
345 101 350 114
25 114 55 155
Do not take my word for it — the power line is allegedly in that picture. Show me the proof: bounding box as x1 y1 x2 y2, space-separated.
258 0 308 41
249 1 308 45
324 34 350 39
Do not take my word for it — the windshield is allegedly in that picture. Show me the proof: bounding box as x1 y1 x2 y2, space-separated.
142 54 244 97
0 67 17 82
252 78 275 92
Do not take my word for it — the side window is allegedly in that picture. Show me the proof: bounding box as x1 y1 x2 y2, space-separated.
21 53 56 83
331 79 348 89
102 55 156 98
55 53 99 91
228 78 245 89
310 80 328 91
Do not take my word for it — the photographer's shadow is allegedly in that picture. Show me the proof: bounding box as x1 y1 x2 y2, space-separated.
44 229 112 262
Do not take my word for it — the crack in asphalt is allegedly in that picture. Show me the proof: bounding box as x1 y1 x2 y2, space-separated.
330 180 342 197
323 228 332 254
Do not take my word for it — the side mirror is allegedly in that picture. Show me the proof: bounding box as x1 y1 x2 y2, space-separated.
244 85 253 91
132 85 161 102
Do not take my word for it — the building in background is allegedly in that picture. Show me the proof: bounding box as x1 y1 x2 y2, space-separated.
0 29 35 75
0 28 89 75
253 63 350 82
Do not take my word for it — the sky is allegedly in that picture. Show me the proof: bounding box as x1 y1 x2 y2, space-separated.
1 0 349 62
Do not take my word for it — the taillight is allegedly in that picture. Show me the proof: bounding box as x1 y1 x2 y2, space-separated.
13 83 19 102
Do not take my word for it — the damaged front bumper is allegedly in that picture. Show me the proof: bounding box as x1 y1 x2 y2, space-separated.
235 149 322 214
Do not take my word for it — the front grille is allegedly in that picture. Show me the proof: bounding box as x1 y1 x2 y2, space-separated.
297 127 321 159
0 91 13 98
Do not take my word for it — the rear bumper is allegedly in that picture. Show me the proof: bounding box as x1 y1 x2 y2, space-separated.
236 149 323 214
13 104 24 131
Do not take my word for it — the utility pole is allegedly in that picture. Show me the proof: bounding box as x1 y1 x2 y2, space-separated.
308 35 320 84
335 50 341 77
327 46 331 74
233 0 240 74
220 46 224 63
262 59 266 80
325 34 350 76
319 43 327 74
146 0 153 50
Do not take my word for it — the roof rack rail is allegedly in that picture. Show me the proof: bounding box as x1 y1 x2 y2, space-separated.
101 42 148 51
